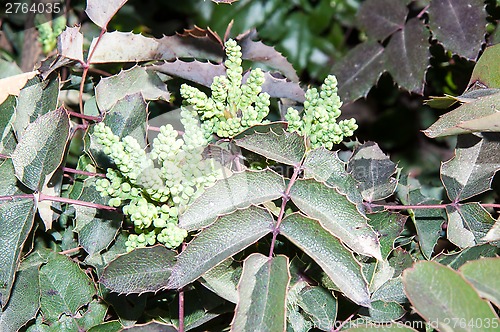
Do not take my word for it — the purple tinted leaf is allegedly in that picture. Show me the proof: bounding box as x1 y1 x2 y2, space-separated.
333 41 385 103
258 71 305 103
237 29 299 82
385 18 429 94
357 0 409 41
428 0 487 60
151 60 226 87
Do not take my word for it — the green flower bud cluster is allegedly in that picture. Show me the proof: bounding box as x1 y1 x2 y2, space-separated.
285 75 358 150
180 39 271 138
37 15 66 54
92 110 223 252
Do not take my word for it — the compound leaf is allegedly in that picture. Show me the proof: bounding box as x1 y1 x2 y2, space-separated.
428 0 486 60
11 108 70 191
179 169 285 230
357 0 408 41
459 257 500 307
403 261 498 331
39 252 96 323
234 125 306 166
347 142 398 202
384 18 429 94
280 213 371 307
441 133 500 201
100 246 176 294
169 206 274 289
333 41 385 103
95 66 170 112
290 179 382 260
446 203 495 249
231 254 289 332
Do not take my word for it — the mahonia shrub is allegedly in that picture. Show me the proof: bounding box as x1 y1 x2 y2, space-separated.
0 1 499 332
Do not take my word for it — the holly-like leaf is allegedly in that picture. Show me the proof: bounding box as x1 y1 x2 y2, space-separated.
397 175 445 259
333 41 385 103
85 0 128 29
168 206 274 289
74 179 122 256
368 212 406 260
179 170 285 230
446 203 495 249
0 266 40 331
95 66 170 112
403 261 499 331
290 179 382 260
0 198 35 309
0 96 17 155
435 244 498 269
428 0 486 60
384 18 429 94
459 257 500 307
39 252 96 323
100 246 176 294
237 29 299 82
424 92 500 138
0 71 38 105
234 125 305 166
88 31 223 64
57 27 84 62
302 147 363 204
357 0 408 41
259 71 305 103
231 254 289 332
11 108 70 191
371 277 406 304
280 213 371 307
469 44 500 88
297 286 337 331
347 142 398 202
200 258 241 304
13 76 59 139
441 133 500 201
151 60 226 87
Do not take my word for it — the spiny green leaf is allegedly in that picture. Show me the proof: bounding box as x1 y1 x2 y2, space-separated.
424 92 500 138
231 254 289 332
39 252 96 323
434 244 498 269
428 0 486 60
371 277 406 304
179 169 285 231
95 66 170 112
333 41 385 103
100 246 176 294
57 27 84 62
357 0 408 41
234 125 305 166
446 203 495 249
347 142 398 202
0 199 36 308
368 212 406 260
459 257 500 307
469 44 500 88
296 286 337 331
13 76 59 139
403 261 499 331
280 213 371 307
77 300 108 330
384 18 429 94
0 266 40 331
200 258 241 304
290 179 382 260
441 133 500 201
11 108 70 191
302 147 363 204
74 179 122 256
169 206 274 289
